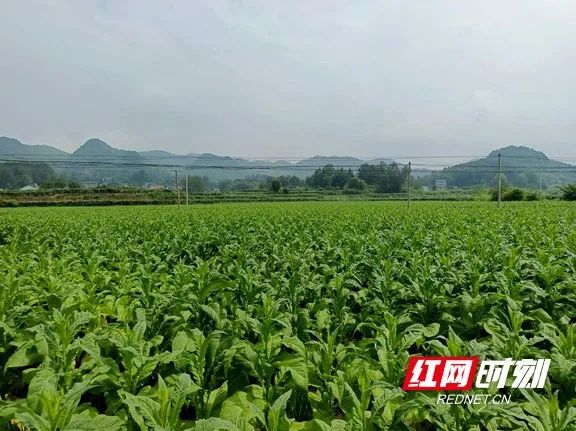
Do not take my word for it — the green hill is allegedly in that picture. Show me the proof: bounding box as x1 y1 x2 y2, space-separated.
429 146 576 189
71 138 143 162
66 139 148 183
0 137 68 160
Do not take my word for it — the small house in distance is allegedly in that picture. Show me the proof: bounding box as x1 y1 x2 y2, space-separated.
144 183 166 191
20 183 39 191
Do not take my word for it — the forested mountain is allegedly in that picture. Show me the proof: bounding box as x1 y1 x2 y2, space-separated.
0 137 67 160
71 138 143 162
139 150 200 166
64 139 149 183
426 146 576 189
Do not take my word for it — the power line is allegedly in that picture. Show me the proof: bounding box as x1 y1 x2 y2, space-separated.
1 155 576 174
3 152 576 161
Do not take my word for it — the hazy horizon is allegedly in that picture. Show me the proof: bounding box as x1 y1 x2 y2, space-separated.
2 1 576 159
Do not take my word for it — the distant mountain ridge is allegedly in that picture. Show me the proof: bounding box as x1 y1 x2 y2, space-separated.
2 137 575 187
0 136 391 168
0 136 388 183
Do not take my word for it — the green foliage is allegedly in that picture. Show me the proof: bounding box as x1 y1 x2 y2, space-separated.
561 184 576 201
0 202 575 429
358 162 409 193
274 176 303 189
40 177 81 190
343 177 367 193
0 162 59 189
306 165 354 189
503 188 525 201
491 187 533 202
188 176 209 194
270 179 282 193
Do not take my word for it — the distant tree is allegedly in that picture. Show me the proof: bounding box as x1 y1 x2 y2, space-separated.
344 177 367 192
358 162 408 193
306 165 354 189
270 179 281 193
277 175 303 188
287 175 303 187
306 165 335 188
490 188 500 201
561 184 576 201
264 175 301 191
188 176 207 193
218 179 232 191
223 178 259 191
331 169 353 188
524 191 540 201
0 161 57 189
358 164 380 185
491 187 524 201
412 177 425 190
503 188 525 201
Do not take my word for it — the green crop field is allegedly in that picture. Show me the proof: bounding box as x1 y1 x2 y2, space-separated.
0 202 575 430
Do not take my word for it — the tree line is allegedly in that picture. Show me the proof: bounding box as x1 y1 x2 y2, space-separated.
0 161 78 189
304 162 409 193
200 163 409 194
0 160 410 194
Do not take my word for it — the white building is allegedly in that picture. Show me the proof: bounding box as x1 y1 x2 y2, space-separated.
20 183 39 191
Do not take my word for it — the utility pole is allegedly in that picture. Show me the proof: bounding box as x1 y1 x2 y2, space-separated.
173 169 180 208
407 161 412 208
184 165 189 205
497 153 502 207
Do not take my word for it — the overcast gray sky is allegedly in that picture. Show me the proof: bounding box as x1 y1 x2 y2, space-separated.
1 0 576 159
